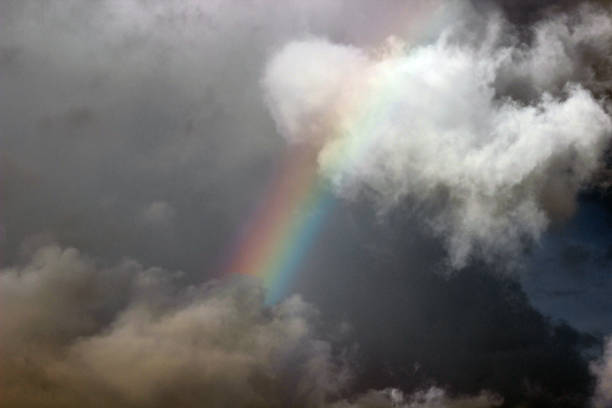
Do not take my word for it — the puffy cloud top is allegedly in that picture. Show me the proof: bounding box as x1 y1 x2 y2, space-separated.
263 11 612 268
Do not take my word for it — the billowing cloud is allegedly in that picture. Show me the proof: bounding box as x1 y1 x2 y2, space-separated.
1 244 510 408
139 200 176 228
2 1 612 407
0 244 351 407
263 7 612 268
592 337 612 408
330 387 501 408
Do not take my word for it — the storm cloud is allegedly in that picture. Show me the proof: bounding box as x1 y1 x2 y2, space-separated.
592 337 612 408
0 244 509 408
0 245 350 407
2 1 612 407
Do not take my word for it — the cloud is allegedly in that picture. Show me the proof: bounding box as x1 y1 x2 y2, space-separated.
592 337 612 408
493 4 612 101
0 245 133 349
263 8 612 268
330 387 501 408
0 244 351 407
139 200 176 228
62 290 347 407
2 1 612 407
1 244 515 408
0 0 454 272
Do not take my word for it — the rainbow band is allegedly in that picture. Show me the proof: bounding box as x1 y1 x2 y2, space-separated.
224 146 335 304
223 1 445 303
223 66 398 304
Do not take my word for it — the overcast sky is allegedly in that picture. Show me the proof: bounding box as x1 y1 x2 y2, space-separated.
2 1 612 407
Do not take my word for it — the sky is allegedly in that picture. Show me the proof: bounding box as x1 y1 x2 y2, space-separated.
1 1 612 407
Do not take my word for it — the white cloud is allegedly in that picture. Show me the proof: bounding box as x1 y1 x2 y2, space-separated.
263 10 612 268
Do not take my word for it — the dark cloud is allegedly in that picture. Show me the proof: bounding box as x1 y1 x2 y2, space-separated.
0 236 597 407
520 199 612 335
2 1 612 407
294 203 598 407
477 0 612 28
592 337 612 407
0 0 447 272
330 387 502 408
1 244 509 408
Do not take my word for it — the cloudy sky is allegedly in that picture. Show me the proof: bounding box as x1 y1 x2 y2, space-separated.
2 1 612 407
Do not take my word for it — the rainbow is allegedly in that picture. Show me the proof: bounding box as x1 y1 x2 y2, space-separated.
222 84 396 305
222 3 445 304
223 145 335 304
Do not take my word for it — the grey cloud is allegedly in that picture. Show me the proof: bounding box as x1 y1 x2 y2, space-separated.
330 387 501 408
493 4 612 102
519 200 612 334
0 0 456 272
2 1 612 407
592 337 612 408
0 244 509 408
0 244 351 407
139 201 176 228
